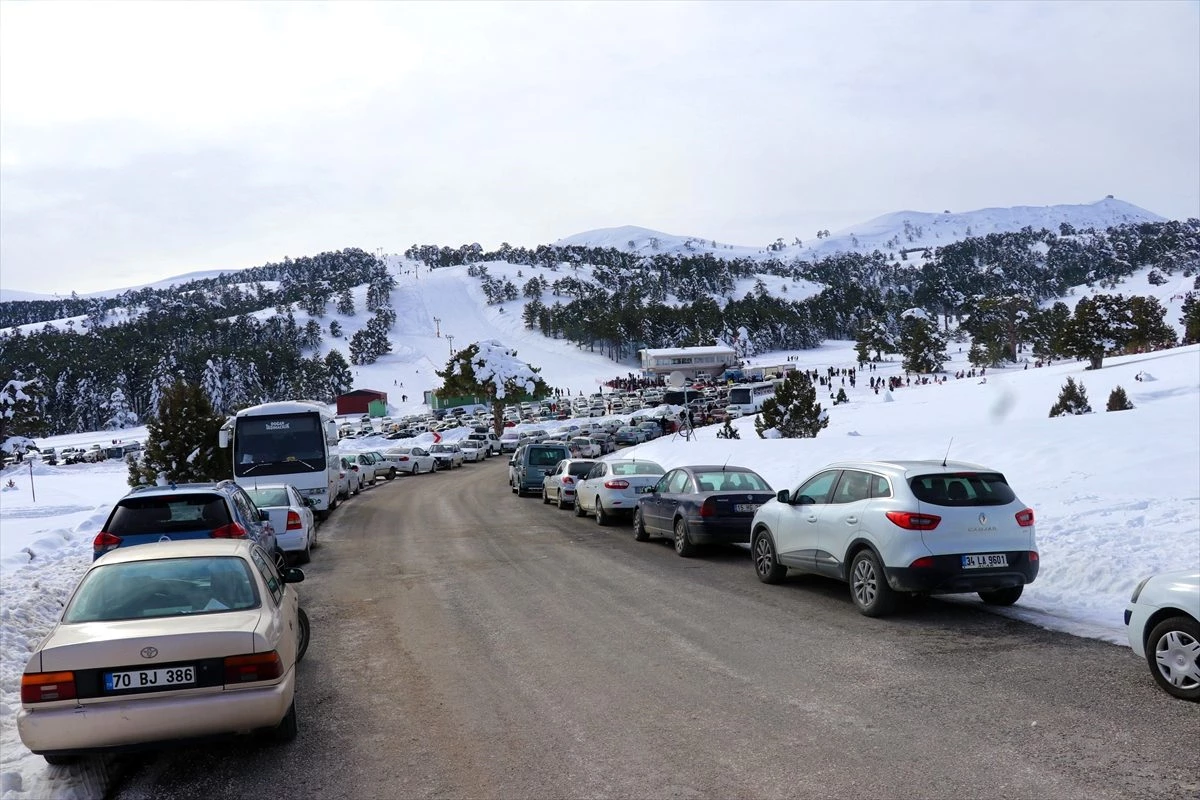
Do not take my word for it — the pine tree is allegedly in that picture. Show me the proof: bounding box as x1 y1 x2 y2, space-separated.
323 350 353 398
1106 385 1134 412
755 372 828 439
103 387 138 430
128 380 228 486
201 358 227 415
1049 377 1093 417
336 289 355 316
329 320 343 338
0 377 45 467
715 418 740 439
898 313 948 374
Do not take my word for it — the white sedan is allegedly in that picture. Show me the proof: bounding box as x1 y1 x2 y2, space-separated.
574 459 665 526
429 443 465 469
17 539 308 764
245 484 318 565
384 446 437 474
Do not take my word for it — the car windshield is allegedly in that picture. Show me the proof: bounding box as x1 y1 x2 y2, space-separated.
106 495 231 536
693 471 771 492
245 488 290 507
909 472 1016 506
63 556 261 622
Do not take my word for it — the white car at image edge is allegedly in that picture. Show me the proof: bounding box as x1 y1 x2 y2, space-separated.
1125 570 1200 701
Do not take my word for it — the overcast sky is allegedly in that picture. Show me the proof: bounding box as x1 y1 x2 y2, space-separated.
1 1 1197 295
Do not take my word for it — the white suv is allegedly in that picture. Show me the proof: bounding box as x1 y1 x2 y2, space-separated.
1125 570 1200 701
750 460 1039 616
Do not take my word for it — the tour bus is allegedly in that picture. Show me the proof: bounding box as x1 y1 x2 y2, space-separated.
725 381 778 416
219 400 341 516
662 388 704 407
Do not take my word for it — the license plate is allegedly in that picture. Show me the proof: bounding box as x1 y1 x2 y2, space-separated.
105 665 196 692
734 503 761 513
962 553 1008 569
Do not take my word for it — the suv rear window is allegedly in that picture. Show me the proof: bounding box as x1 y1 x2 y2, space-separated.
909 473 1016 507
527 446 569 466
106 494 232 535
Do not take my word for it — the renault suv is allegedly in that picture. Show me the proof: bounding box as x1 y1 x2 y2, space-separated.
93 481 282 569
749 460 1038 616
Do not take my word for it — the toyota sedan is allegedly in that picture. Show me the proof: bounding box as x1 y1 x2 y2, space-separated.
17 539 309 763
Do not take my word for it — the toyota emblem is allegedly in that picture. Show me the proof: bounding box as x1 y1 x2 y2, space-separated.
978 513 988 526
140 646 159 659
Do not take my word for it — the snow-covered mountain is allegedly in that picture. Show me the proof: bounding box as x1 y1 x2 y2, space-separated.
555 197 1168 262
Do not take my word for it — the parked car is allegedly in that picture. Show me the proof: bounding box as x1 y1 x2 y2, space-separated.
541 459 598 509
633 466 775 557
1125 570 1200 701
590 436 617 455
510 443 573 496
457 440 486 463
366 450 399 481
17 539 308 764
466 431 502 456
337 455 363 498
636 421 663 441
499 432 522 453
244 484 318 565
613 426 646 447
425 443 462 469
384 446 437 474
352 453 381 485
569 437 601 458
574 459 666 525
749 460 1039 617
93 481 283 570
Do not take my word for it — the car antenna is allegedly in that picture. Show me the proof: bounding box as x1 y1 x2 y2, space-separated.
942 437 954 468
722 455 730 471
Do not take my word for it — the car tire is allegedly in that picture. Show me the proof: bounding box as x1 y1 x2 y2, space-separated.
595 499 613 526
293 606 311 663
1145 615 1200 701
274 549 288 574
557 493 569 511
673 518 696 557
574 496 586 517
752 531 787 583
979 585 1024 606
849 549 897 617
632 507 649 542
542 488 552 505
269 698 299 742
297 540 311 565
43 754 75 766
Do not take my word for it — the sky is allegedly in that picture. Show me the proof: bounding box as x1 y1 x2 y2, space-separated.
1 0 1198 295
2 265 1197 795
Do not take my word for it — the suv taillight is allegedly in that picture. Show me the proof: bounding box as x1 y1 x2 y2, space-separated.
1015 508 1035 527
211 522 248 539
93 531 123 555
286 511 303 531
886 510 941 530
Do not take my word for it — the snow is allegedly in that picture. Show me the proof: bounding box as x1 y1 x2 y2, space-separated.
1 241 1198 797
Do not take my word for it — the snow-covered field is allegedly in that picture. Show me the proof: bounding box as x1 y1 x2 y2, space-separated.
1 259 1197 797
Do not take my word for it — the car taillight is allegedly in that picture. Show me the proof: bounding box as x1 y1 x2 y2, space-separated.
211 522 248 539
21 671 77 704
885 511 941 530
699 498 716 517
224 651 284 683
397 456 409 462
1015 508 1035 527
909 556 936 568
604 479 630 490
93 531 122 555
561 476 575 485
1029 551 1039 563
286 511 303 531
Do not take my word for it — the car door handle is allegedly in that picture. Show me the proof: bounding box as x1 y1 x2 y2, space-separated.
806 516 819 523
844 516 858 524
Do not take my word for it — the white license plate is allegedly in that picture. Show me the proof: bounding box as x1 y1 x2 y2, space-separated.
962 553 1008 569
734 503 762 513
105 665 196 692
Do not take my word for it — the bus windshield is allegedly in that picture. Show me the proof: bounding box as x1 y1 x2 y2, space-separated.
233 413 328 477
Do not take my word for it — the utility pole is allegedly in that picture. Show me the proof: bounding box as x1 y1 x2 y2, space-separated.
433 317 441 337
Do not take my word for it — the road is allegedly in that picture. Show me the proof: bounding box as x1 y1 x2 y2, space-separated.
114 457 1200 799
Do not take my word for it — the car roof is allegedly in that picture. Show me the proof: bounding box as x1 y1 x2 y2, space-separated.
821 459 998 477
121 481 237 499
93 538 255 565
675 465 759 473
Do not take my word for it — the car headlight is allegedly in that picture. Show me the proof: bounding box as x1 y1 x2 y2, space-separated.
1130 576 1152 604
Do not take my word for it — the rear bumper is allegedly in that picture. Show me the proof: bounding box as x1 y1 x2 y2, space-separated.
18 674 293 755
885 552 1039 594
276 529 309 552
686 518 753 545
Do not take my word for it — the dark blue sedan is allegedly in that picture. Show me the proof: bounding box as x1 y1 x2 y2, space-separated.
633 466 774 557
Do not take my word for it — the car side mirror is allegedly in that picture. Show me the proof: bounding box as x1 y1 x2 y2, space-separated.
776 489 791 504
282 567 305 584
